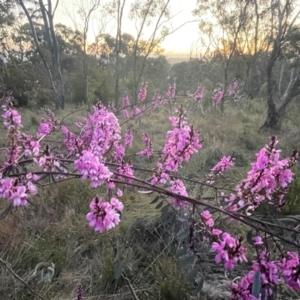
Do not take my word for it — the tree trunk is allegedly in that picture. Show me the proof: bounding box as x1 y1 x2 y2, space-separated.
260 107 281 130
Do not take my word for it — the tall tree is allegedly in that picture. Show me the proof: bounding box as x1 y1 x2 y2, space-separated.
260 0 300 130
193 0 253 110
17 0 65 109
63 0 101 109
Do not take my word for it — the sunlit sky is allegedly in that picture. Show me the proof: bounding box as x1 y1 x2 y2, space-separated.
55 0 200 56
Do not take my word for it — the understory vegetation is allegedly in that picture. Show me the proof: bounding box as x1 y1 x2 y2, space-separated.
1 96 300 300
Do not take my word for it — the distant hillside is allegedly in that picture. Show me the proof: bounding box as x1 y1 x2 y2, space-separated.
166 54 190 65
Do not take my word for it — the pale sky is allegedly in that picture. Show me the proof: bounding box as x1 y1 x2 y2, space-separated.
55 0 200 56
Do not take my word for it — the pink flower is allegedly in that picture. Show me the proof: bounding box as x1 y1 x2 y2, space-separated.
212 90 224 105
116 162 134 183
254 236 263 245
137 133 153 157
227 79 240 101
278 252 300 290
170 179 188 208
74 151 112 187
38 122 52 136
191 86 205 101
108 181 115 189
211 156 234 173
212 232 247 270
212 228 222 236
86 196 122 232
114 144 125 162
110 197 124 212
201 210 214 227
11 185 27 206
122 93 130 107
132 107 141 117
166 83 176 99
116 189 123 197
122 109 129 119
124 130 134 148
160 109 202 173
2 109 22 129
137 82 148 102
225 136 297 212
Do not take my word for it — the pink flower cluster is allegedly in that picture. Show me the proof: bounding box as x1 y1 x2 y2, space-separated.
124 130 134 148
228 79 240 101
38 122 53 137
149 108 201 208
122 93 130 107
152 90 166 108
132 106 141 117
37 108 57 138
170 179 188 207
211 155 234 174
0 173 38 206
229 250 300 299
225 136 297 212
200 210 214 227
137 82 148 102
166 83 176 99
61 105 121 158
230 251 279 299
2 108 23 166
86 196 124 232
192 86 205 101
212 232 247 270
122 93 130 119
113 144 125 163
116 162 134 183
137 133 153 157
161 113 202 172
212 89 224 106
20 134 40 157
74 150 112 188
2 108 22 129
278 251 300 290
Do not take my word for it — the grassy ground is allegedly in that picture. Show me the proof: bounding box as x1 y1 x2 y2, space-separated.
1 97 300 299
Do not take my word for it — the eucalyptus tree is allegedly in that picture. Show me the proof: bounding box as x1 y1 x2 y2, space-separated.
17 0 65 109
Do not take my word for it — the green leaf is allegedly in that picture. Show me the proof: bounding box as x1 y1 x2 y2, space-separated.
246 229 254 246
155 201 164 209
114 261 122 280
179 255 195 267
161 210 172 220
150 195 160 204
251 271 261 297
175 247 188 258
185 267 199 282
279 215 300 223
174 221 182 234
161 205 170 218
162 212 175 226
196 278 204 293
177 230 190 240
138 190 153 194
178 216 188 223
